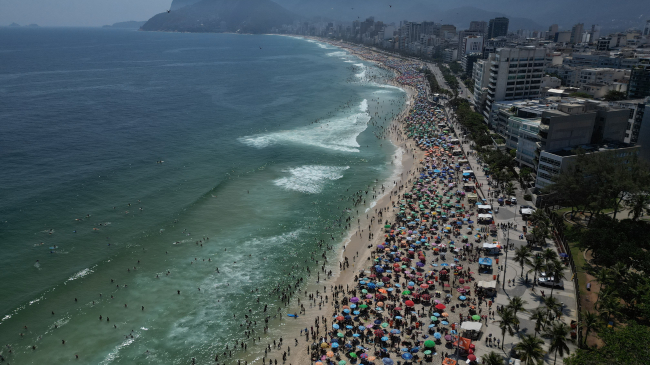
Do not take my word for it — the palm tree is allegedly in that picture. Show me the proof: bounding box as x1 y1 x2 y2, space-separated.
547 260 566 298
513 335 545 365
529 309 547 337
513 246 532 278
481 351 504 365
544 322 572 365
528 256 545 288
580 311 600 348
596 295 621 325
507 296 529 318
542 248 558 266
495 307 519 347
609 262 628 283
626 193 650 221
543 296 561 323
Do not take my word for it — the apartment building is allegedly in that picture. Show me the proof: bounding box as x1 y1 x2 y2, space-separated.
475 46 547 123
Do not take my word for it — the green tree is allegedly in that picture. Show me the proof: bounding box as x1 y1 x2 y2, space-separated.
568 92 593 99
481 351 505 365
626 193 650 221
580 311 600 348
529 309 548 337
547 260 567 298
543 296 562 322
596 295 622 325
603 90 627 101
513 246 532 278
507 296 529 331
529 256 546 288
495 307 519 347
513 335 546 365
542 248 558 266
564 321 650 365
544 322 572 365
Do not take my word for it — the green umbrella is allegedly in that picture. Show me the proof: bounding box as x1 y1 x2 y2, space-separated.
385 225 392 228
349 352 357 358
381 322 389 328
359 304 368 309
424 350 432 355
361 289 368 294
424 340 436 348
431 316 439 321
339 361 347 365
337 332 345 337
472 315 481 321
402 290 411 295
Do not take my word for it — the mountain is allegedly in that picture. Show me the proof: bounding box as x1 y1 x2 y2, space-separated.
170 0 203 11
103 21 147 29
142 0 298 33
8 23 21 27
272 0 647 32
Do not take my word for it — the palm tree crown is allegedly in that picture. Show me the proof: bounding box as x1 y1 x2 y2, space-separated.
544 322 572 365
513 335 545 365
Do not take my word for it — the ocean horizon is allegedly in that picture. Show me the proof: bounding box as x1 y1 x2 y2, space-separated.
0 27 406 364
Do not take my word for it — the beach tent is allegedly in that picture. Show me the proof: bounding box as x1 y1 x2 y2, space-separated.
460 322 482 332
520 208 534 215
477 214 493 223
467 193 478 203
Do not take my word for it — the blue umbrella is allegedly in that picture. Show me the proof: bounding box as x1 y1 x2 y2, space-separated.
381 336 389 341
382 358 394 365
391 329 401 334
346 325 354 329
441 263 449 267
331 343 339 348
353 311 360 315
441 321 449 325
402 353 414 360
353 334 360 337
343 309 350 313
433 313 441 317
428 324 436 328
459 296 467 301
358 326 365 330
333 324 340 329
411 347 420 353
401 348 409 352
434 332 442 339
395 316 403 319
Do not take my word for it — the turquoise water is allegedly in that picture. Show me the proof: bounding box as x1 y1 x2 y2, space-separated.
0 28 405 363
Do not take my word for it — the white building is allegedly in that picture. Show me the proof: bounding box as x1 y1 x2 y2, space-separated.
477 47 547 122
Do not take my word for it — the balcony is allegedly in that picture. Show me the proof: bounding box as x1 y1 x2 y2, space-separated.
538 130 548 140
539 124 549 132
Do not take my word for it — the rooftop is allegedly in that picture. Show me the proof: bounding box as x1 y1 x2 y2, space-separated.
546 141 637 157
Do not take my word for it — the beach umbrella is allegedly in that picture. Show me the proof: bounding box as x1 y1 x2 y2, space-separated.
402 353 414 360
349 352 357 358
431 316 438 321
404 300 415 307
435 304 446 310
424 350 432 355
381 336 389 341
444 335 452 341
434 332 442 339
382 358 394 365
424 340 436 348
352 334 360 337
360 353 368 359
350 297 360 303
459 296 467 301
327 351 334 358
468 354 477 361
472 315 481 321
339 360 347 365
391 329 401 334
441 321 449 325
333 324 340 329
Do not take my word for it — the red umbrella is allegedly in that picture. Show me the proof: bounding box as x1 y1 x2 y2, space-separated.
376 294 387 300
404 300 415 307
467 354 477 361
394 307 403 311
336 316 344 321
382 276 391 282
421 294 431 301
435 304 446 310
374 329 385 337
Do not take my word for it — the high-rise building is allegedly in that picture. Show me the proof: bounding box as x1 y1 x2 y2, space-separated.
589 25 601 44
644 20 650 36
476 47 547 126
469 21 488 34
570 23 584 44
487 17 509 38
629 65 650 99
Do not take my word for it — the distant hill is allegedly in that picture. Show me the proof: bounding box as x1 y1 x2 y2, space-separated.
103 21 147 29
8 23 21 27
170 0 203 11
437 7 543 33
141 0 298 34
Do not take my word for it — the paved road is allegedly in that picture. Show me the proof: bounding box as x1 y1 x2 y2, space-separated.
434 96 578 363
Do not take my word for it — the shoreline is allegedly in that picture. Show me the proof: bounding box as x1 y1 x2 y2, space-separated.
281 38 427 365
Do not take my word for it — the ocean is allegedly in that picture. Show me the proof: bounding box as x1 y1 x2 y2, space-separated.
0 28 405 364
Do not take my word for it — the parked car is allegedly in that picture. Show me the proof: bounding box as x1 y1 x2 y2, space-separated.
510 197 517 204
519 205 534 214
538 277 564 288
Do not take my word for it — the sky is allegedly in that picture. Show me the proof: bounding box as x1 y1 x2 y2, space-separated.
0 0 171 26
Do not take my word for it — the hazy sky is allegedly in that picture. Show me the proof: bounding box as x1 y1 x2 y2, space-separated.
0 0 171 26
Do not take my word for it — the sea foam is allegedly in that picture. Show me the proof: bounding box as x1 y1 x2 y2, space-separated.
239 100 370 153
274 166 349 194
